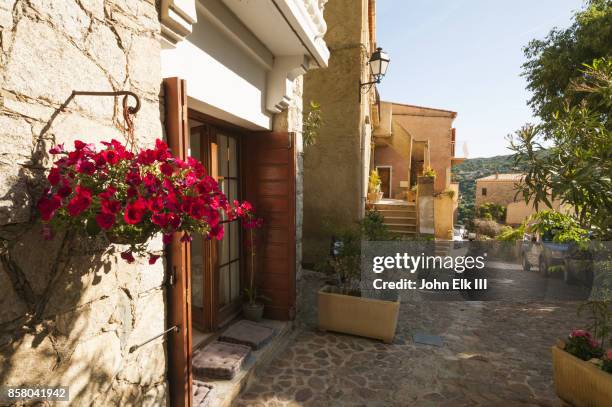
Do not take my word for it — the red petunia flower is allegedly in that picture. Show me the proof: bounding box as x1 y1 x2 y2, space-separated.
96 211 116 230
37 194 62 221
76 159 96 175
67 185 92 216
151 212 169 227
126 169 142 186
124 198 147 224
101 199 121 214
47 167 61 186
57 184 72 198
160 162 174 177
120 250 135 263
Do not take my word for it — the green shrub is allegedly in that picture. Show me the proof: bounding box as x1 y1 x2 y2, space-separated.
477 202 507 223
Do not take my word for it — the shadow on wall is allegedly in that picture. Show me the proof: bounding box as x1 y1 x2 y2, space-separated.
0 97 168 404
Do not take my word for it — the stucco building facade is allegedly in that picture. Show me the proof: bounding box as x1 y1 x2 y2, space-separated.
475 174 569 225
302 0 377 265
372 102 463 238
0 0 329 405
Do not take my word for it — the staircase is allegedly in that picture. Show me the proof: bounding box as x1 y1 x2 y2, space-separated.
373 201 418 237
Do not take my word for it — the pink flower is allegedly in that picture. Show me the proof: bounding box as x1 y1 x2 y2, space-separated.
49 143 65 154
606 349 612 360
162 233 173 244
570 329 591 339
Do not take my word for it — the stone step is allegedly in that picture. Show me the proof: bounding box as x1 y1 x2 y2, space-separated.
388 230 418 236
381 216 416 225
383 223 417 232
374 203 416 211
200 320 293 407
376 209 416 218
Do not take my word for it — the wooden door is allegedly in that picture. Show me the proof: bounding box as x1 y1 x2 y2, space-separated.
244 132 296 320
189 124 244 331
164 77 193 407
378 167 391 198
189 125 218 332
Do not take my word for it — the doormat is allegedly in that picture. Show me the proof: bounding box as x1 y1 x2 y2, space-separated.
412 332 444 347
193 380 214 407
218 320 275 350
193 341 251 380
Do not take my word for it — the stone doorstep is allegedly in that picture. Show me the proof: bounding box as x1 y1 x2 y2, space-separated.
202 319 294 407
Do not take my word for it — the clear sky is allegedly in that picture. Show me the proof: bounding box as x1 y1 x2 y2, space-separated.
376 0 585 158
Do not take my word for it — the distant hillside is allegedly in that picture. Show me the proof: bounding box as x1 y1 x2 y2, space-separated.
452 154 529 223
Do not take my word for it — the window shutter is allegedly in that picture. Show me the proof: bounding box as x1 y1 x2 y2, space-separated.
244 132 297 320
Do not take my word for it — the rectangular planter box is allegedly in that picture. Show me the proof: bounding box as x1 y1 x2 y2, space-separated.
552 345 612 406
318 286 399 343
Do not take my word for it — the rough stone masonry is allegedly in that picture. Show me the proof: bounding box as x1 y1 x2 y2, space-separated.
0 1 167 405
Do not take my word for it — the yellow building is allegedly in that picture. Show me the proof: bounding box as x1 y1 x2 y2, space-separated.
475 173 569 225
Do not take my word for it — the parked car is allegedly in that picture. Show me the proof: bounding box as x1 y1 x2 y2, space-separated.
452 227 465 241
521 232 570 277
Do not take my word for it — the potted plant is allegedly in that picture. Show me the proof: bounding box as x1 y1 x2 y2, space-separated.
241 209 265 321
318 217 400 343
36 139 256 262
552 301 612 405
367 170 383 203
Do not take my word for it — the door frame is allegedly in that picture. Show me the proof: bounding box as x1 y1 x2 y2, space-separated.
164 77 193 407
188 110 247 332
376 165 392 199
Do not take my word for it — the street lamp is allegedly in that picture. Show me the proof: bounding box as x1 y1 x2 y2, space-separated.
360 47 390 99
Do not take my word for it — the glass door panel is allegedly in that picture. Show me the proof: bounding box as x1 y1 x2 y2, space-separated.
189 127 204 310
217 133 241 315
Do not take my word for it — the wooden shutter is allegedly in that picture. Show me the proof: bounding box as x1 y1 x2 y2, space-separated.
164 77 193 407
244 132 297 320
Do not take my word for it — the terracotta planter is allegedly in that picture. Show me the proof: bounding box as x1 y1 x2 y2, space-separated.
367 192 379 203
552 345 612 406
318 286 399 343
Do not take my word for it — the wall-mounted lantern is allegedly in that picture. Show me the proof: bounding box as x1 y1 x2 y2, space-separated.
360 47 390 100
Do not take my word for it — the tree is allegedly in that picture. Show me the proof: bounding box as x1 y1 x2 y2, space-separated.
522 0 612 121
509 59 612 238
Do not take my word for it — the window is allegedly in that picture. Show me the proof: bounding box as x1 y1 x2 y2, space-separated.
482 187 487 196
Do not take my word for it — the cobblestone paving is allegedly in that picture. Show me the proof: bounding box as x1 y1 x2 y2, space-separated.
234 270 590 406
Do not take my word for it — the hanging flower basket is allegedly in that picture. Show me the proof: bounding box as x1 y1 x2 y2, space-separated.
37 138 258 263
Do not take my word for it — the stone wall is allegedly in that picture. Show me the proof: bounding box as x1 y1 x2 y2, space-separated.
302 0 368 265
0 1 167 405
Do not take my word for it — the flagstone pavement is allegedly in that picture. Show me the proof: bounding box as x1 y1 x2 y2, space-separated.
233 270 590 406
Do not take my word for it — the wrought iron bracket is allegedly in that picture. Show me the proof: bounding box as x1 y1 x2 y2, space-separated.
69 90 141 114
128 325 179 353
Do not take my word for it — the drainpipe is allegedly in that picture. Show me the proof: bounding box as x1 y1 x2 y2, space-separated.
361 119 371 217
